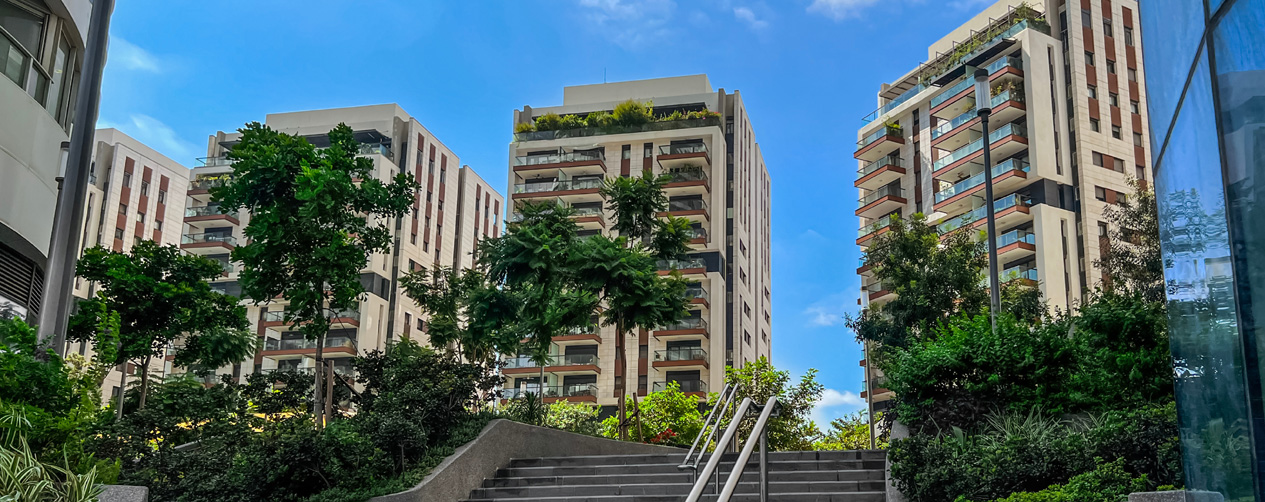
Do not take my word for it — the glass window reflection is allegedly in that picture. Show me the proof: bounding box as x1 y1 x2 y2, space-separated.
1140 0 1207 152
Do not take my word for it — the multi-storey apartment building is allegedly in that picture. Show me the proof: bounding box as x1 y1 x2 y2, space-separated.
179 104 503 382
504 75 773 409
62 128 191 399
855 0 1151 410
0 0 92 320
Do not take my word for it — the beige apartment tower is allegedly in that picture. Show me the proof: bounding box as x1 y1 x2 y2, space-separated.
504 75 773 409
854 0 1151 409
179 104 503 381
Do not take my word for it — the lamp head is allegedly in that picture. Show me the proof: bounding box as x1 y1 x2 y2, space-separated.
973 68 991 115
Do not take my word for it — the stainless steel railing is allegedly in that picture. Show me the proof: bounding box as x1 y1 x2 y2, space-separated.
678 384 737 484
684 392 782 502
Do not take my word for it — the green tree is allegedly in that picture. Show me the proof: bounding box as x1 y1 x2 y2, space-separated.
544 400 601 436
815 411 887 450
718 357 824 451
67 240 252 410
600 381 706 446
399 266 519 364
212 123 416 418
1095 180 1165 302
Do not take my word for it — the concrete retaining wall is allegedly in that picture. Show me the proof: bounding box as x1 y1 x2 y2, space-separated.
369 419 683 502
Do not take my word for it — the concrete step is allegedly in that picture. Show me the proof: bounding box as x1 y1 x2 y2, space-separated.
464 491 887 502
506 450 885 468
484 469 885 488
470 480 887 498
497 459 885 478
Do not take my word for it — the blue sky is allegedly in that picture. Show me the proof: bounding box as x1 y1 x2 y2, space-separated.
100 0 998 426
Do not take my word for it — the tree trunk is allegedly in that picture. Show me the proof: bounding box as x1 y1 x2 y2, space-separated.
137 353 152 409
115 361 127 421
314 328 325 427
616 316 628 440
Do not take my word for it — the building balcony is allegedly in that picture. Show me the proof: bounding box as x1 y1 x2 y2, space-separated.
188 177 230 195
512 178 604 203
932 122 1028 180
184 205 240 226
856 185 906 219
856 156 906 190
857 217 895 247
166 372 223 385
570 205 606 229
503 383 599 403
514 116 721 142
653 347 709 370
664 168 710 196
659 198 709 222
685 286 709 308
503 353 602 376
196 156 235 167
658 144 710 170
261 335 358 358
654 379 707 396
654 317 709 341
999 265 1038 287
930 89 1027 151
938 194 1032 236
553 325 602 345
686 226 709 247
930 56 1024 118
996 228 1037 261
932 158 1030 214
261 308 361 330
657 257 707 276
181 233 236 253
855 124 905 162
864 281 895 306
514 150 607 175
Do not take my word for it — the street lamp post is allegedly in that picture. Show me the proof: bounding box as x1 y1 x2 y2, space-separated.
974 68 1001 332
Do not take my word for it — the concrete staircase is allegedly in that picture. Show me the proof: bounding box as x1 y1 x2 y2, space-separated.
464 450 887 501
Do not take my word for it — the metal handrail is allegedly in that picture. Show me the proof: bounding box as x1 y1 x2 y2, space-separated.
716 396 781 502
679 384 737 479
685 396 753 502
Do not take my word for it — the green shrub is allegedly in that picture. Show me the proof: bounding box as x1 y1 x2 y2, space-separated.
611 99 654 126
514 122 535 133
601 381 705 447
557 114 586 130
545 400 601 436
585 111 614 128
534 113 563 131
964 458 1150 502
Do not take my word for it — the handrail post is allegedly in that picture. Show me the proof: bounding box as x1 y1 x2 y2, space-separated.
716 396 780 502
684 397 753 502
759 426 769 502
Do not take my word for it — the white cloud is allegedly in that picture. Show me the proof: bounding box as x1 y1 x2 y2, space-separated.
108 37 161 73
577 0 677 49
101 114 199 164
733 6 768 29
806 0 883 20
802 291 853 327
811 388 867 425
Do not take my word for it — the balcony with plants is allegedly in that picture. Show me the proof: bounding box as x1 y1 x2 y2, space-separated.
261 334 359 357
654 379 708 395
503 353 602 375
511 176 605 203
502 383 599 403
512 100 722 142
857 214 897 246
857 184 907 219
188 175 232 195
685 283 709 307
931 122 1029 179
930 82 1026 151
513 149 607 175
864 280 896 305
916 3 1048 87
933 158 1031 213
552 323 602 345
855 122 905 162
184 204 240 227
929 55 1026 118
657 256 707 275
686 224 709 247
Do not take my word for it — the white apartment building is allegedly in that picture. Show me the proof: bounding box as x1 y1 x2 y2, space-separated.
181 104 503 382
0 0 92 320
504 75 773 409
856 0 1152 410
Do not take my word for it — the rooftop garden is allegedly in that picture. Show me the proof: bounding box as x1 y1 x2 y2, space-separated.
916 2 1049 85
514 99 722 142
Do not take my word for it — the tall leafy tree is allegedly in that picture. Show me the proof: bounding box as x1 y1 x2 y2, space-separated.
717 357 824 451
212 123 416 417
67 240 252 409
1095 180 1165 302
398 266 519 364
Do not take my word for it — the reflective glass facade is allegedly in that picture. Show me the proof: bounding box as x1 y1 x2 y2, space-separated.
1144 0 1265 498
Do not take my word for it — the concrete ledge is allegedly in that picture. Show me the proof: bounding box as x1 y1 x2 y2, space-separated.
98 485 149 502
369 419 682 502
1129 491 1224 502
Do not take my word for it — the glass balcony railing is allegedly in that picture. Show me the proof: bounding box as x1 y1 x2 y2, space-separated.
263 365 353 376
685 287 708 302
514 116 721 142
859 185 904 207
932 123 1028 172
571 205 603 218
185 205 238 219
263 336 357 352
504 383 598 400
654 379 708 393
655 347 707 362
859 219 894 239
658 257 707 271
667 198 709 213
505 353 601 369
182 233 236 246
857 125 903 150
862 83 929 126
937 194 1030 234
1000 265 1039 283
513 178 604 194
929 56 1025 109
659 143 709 156
167 372 222 385
263 310 285 322
189 177 230 191
688 226 708 241
514 150 605 166
933 158 1030 204
659 317 708 332
356 143 393 159
997 228 1036 248
196 156 234 167
565 324 599 335
666 168 709 183
858 157 904 179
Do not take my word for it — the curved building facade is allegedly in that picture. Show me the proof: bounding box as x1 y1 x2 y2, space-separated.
0 0 90 318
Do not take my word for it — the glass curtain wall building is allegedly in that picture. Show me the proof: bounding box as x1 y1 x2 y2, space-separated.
1143 0 1265 498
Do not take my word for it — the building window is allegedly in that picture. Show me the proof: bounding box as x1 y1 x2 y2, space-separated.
1112 125 1122 139
1130 100 1140 114
410 233 417 245
122 172 132 187
1136 165 1147 180
1085 51 1095 66
1124 26 1134 46
119 204 127 214
1095 186 1107 202
1081 9 1092 27
1090 118 1101 132
114 228 124 240
1098 221 1109 236
1134 132 1144 147
135 212 144 223
140 181 149 196
1107 59 1116 74
1109 93 1119 107
1128 68 1138 82
155 220 162 231
1113 157 1125 173
1088 85 1098 99
1103 19 1113 37
1093 152 1105 167
643 143 652 158
157 190 166 204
